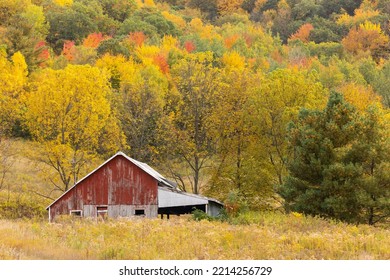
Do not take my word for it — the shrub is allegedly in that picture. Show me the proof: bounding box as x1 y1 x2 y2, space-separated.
0 199 46 219
191 208 214 221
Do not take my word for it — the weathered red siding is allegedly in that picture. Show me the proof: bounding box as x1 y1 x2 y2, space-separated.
49 155 158 221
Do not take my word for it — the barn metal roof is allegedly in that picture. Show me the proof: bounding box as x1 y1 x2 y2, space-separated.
158 186 223 207
118 152 175 189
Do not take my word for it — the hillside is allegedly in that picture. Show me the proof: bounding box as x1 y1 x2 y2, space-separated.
0 0 389 226
0 212 389 260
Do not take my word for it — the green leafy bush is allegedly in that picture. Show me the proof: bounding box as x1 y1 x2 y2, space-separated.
191 208 214 221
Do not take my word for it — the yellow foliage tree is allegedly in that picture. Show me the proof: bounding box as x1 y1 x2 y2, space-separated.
337 0 380 27
0 51 28 136
250 69 327 185
207 69 275 208
338 83 382 111
221 51 246 72
189 18 204 33
25 65 124 191
96 54 169 163
161 35 181 53
277 0 289 9
217 0 244 16
135 45 160 65
135 0 155 7
161 11 186 30
189 18 221 40
53 0 73 6
95 54 130 90
168 52 223 194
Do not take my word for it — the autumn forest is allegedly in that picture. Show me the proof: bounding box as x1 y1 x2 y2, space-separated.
0 0 389 229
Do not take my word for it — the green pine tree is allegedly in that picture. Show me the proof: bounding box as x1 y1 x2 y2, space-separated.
280 92 390 225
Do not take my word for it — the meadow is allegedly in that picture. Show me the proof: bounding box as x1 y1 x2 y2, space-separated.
0 212 389 260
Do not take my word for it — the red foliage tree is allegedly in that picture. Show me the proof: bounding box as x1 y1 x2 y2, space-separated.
184 41 196 53
35 41 50 67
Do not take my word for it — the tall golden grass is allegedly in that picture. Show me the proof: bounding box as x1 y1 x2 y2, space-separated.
0 140 389 260
0 212 389 260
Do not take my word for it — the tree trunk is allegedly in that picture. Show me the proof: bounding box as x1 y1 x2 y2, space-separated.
236 140 242 190
368 206 374 225
193 155 199 194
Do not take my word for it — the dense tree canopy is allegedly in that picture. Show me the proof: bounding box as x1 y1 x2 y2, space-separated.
0 0 388 224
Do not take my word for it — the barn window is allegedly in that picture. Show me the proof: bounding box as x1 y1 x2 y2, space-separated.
135 209 145 216
70 210 82 217
97 206 108 218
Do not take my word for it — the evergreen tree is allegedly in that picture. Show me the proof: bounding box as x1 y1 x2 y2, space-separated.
280 92 390 225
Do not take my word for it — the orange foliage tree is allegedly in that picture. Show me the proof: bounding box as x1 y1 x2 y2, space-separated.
342 21 389 56
224 34 240 49
289 23 314 43
61 40 76 61
128 32 147 48
153 53 169 74
82 33 109 48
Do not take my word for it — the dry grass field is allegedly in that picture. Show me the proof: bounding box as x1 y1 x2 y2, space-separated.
0 140 389 260
0 212 389 260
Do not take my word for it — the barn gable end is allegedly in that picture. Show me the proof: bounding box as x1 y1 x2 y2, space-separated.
47 153 159 221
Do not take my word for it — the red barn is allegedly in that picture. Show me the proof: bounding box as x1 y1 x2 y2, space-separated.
47 152 222 222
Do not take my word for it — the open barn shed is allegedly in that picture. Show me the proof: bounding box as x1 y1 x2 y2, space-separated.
46 152 223 222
